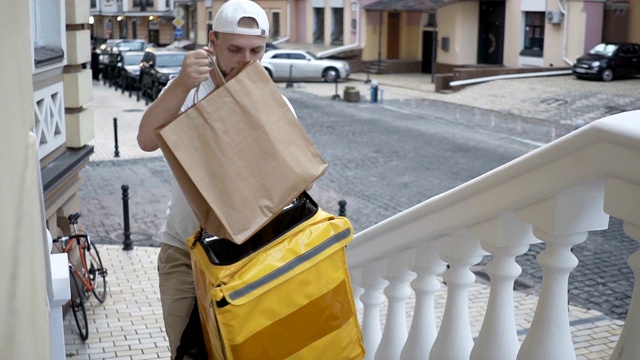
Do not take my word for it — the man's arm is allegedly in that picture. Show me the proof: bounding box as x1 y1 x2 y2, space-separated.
137 48 213 152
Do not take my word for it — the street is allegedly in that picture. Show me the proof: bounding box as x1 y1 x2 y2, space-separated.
80 81 635 325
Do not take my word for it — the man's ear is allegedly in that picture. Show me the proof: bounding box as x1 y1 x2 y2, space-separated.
208 31 216 49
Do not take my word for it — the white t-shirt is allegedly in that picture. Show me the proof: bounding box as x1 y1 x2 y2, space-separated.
158 75 296 250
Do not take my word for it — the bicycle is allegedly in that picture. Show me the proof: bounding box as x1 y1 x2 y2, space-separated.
53 212 108 340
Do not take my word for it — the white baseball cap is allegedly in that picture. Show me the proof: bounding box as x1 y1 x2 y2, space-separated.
212 0 269 38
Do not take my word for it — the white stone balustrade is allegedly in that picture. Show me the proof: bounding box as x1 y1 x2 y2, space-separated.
346 111 640 360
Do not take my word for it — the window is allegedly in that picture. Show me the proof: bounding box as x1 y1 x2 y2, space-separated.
290 53 307 60
521 12 544 57
32 0 66 70
271 11 281 39
423 13 436 27
133 0 154 8
313 7 324 43
331 8 344 45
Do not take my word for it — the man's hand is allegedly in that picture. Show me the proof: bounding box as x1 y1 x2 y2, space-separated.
173 47 215 92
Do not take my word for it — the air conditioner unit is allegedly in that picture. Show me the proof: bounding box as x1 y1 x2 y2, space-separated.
546 10 564 25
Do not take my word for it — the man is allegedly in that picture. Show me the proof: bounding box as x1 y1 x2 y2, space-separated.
136 1 273 357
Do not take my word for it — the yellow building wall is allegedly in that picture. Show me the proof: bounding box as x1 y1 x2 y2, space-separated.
542 1 587 67
399 12 422 60
437 2 479 65
503 0 522 67
363 12 385 61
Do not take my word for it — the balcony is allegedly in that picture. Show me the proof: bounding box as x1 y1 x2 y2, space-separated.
347 110 640 359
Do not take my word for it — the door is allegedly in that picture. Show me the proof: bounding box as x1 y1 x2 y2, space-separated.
477 1 505 65
148 30 159 46
422 30 436 73
387 13 400 59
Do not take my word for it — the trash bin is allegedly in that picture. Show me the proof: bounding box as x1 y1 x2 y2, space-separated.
370 80 379 103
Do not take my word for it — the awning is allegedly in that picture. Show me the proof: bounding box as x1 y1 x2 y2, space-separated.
363 0 476 12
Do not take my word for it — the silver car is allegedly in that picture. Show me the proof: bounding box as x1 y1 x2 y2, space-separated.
260 49 350 82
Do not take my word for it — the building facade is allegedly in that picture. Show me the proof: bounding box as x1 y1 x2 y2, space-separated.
359 0 638 73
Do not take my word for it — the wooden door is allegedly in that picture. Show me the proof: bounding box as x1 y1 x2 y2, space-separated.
387 13 400 59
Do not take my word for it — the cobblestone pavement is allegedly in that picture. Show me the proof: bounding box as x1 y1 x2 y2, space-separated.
71 75 639 358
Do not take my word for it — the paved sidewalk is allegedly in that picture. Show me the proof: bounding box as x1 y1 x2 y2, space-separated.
65 75 637 359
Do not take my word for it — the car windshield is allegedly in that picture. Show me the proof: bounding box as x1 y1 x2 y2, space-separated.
124 54 144 65
156 53 185 67
588 43 619 56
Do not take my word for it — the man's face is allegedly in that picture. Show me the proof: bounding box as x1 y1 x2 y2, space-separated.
210 32 266 77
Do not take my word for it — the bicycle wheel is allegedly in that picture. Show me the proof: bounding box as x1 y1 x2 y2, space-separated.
69 269 89 340
89 241 108 303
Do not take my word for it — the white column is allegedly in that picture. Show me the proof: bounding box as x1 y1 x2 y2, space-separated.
430 231 486 360
516 181 609 360
358 263 388 360
375 252 416 360
605 178 640 360
470 213 538 360
401 243 447 360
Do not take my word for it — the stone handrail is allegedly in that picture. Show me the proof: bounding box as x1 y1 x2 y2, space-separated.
346 110 640 360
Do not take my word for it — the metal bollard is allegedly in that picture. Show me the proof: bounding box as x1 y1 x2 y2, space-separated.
122 185 133 251
113 117 120 158
338 200 347 217
332 77 341 101
286 64 294 88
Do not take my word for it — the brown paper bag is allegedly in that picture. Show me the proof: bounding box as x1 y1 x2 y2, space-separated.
154 61 327 244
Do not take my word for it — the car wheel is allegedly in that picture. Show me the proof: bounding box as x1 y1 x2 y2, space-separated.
323 67 339 83
264 68 273 80
601 69 614 82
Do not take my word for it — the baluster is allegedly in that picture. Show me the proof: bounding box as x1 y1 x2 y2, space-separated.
516 181 609 360
401 243 447 360
352 282 364 314
358 263 388 360
470 213 538 360
605 178 640 360
517 230 585 360
375 252 416 360
430 231 485 360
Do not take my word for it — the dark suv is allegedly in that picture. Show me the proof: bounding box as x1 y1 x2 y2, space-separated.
139 48 186 101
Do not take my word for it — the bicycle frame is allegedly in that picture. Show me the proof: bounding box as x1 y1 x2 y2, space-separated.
62 234 97 293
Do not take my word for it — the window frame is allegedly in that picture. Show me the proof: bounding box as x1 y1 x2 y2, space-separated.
520 11 545 58
31 0 67 73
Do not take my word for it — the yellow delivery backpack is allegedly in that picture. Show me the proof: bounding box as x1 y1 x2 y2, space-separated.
187 193 365 360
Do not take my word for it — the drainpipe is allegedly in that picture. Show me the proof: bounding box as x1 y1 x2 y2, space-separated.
556 0 573 66
273 0 290 45
317 0 361 58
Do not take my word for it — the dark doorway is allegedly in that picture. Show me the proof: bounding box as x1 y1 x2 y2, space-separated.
387 12 400 59
477 1 505 65
132 19 138 39
422 30 436 73
149 30 159 46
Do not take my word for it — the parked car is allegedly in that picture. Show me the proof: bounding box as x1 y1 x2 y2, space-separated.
115 51 144 90
572 42 640 82
99 39 147 66
260 49 350 82
99 39 148 83
139 48 186 100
